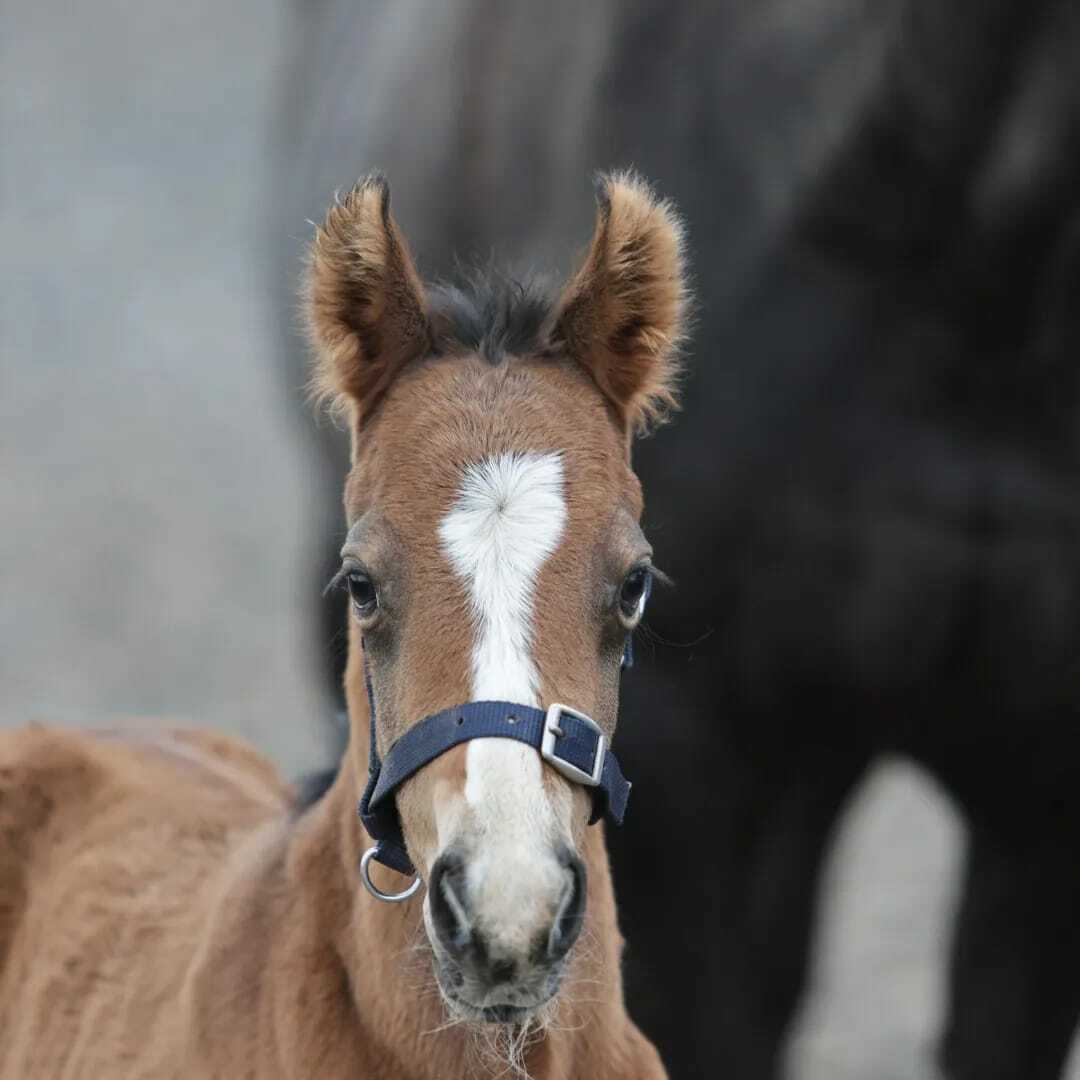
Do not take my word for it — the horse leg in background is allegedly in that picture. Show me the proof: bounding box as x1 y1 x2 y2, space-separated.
701 734 872 1077
941 826 1080 1080
605 643 870 1077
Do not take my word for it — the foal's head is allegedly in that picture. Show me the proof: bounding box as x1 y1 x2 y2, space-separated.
307 173 686 1022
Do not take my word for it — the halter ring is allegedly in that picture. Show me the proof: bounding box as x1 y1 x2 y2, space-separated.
360 845 422 903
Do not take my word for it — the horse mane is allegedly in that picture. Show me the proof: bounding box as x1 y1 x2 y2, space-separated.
427 267 555 365
293 766 338 814
293 710 349 815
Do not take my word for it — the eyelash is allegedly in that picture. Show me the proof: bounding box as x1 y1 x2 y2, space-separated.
324 567 350 597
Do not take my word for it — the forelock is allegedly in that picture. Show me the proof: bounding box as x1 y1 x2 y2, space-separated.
427 268 556 364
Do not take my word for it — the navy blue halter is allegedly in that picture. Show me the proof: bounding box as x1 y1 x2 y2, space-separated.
358 641 636 878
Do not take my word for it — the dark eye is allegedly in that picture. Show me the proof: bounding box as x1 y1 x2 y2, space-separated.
345 569 379 619
618 566 652 621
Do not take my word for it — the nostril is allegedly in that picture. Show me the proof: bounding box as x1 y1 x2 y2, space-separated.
429 850 472 957
548 851 587 962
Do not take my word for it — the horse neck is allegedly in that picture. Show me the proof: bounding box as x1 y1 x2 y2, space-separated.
268 664 657 1079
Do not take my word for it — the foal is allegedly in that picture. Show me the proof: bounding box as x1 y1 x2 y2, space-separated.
0 172 685 1078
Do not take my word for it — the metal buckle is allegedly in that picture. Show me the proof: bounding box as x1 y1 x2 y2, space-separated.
541 703 606 787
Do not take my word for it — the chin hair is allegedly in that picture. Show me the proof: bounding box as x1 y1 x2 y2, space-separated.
464 1000 560 1080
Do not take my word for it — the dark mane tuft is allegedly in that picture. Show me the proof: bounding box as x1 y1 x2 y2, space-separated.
292 711 348 817
427 268 555 364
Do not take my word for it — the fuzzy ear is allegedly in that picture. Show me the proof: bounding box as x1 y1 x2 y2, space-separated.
306 174 430 432
552 172 688 434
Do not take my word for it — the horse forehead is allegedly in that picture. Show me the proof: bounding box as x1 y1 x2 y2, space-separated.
365 361 631 538
416 448 623 571
438 451 570 598
343 459 594 605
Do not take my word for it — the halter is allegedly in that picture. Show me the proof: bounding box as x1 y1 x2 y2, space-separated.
357 640 637 903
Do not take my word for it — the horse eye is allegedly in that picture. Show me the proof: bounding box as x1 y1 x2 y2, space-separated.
618 567 652 621
346 570 379 618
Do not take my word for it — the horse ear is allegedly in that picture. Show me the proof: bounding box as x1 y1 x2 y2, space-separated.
552 172 688 435
306 174 430 433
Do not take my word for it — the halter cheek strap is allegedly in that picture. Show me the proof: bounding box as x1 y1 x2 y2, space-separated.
357 652 634 886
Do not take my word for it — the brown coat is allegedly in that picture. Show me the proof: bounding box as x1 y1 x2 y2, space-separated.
0 722 664 1078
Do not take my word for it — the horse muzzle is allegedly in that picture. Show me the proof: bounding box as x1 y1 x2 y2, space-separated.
425 843 587 1022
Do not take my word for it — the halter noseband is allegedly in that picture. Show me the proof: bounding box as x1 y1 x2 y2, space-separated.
358 647 635 902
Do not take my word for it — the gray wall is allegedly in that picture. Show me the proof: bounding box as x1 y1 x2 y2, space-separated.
2 0 327 772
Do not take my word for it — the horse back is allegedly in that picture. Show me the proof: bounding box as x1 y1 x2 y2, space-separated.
0 723 290 1079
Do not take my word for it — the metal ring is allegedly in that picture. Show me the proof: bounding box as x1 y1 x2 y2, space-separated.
360 845 422 903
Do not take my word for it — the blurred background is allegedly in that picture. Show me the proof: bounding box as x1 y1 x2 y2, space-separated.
5 2 1080 1078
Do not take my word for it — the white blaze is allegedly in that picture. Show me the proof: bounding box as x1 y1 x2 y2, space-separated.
438 452 571 944
439 452 566 703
